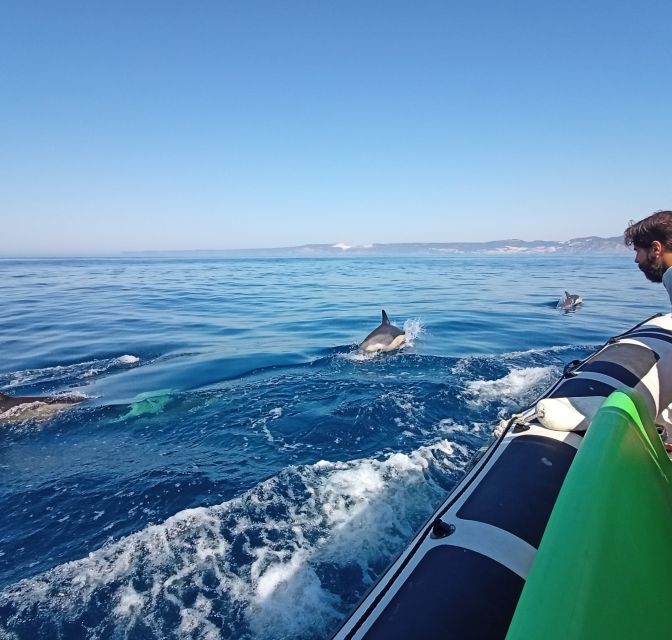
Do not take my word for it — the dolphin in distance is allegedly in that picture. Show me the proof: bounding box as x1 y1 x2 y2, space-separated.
358 310 406 353
557 291 583 311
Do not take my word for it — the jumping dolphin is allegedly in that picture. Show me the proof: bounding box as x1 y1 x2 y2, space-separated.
358 310 406 353
0 392 83 425
558 291 583 311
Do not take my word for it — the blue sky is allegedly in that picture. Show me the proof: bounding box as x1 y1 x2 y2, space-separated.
1 1 670 255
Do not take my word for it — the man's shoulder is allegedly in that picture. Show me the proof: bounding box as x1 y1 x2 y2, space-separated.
663 269 672 305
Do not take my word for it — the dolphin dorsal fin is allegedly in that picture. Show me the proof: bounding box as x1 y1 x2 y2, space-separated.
381 310 390 325
564 291 570 298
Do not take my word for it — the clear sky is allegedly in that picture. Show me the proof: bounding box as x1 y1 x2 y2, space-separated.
1 1 670 256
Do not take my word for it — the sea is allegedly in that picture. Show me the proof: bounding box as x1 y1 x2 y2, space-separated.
0 254 664 639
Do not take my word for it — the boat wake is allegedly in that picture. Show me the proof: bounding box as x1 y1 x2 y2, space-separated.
0 440 470 640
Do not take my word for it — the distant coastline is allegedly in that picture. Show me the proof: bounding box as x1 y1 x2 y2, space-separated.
124 236 628 258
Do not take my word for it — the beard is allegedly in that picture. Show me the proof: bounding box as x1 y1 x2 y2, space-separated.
639 251 666 282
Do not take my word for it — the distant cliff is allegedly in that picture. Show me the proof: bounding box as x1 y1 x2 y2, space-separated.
277 236 628 256
128 235 628 257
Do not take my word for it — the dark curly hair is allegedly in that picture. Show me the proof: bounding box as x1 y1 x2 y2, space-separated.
624 211 672 249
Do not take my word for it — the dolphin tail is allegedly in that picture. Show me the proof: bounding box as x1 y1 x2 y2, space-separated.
381 310 390 325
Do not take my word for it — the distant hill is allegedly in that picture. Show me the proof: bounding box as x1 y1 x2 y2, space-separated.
128 235 628 257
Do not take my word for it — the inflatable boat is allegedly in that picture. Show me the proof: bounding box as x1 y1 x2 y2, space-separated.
332 314 672 640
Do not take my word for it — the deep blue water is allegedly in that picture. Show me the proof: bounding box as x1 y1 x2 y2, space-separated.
0 255 663 639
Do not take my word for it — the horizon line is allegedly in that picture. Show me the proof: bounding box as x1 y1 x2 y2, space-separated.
0 235 627 259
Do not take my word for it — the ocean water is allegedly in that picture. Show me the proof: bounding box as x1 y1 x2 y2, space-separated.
0 254 663 639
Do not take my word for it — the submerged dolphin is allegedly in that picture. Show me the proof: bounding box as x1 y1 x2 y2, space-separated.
358 310 406 353
0 392 83 425
558 291 583 311
119 389 173 420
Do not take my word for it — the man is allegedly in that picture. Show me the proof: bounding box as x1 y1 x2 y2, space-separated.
625 211 672 453
624 210 672 305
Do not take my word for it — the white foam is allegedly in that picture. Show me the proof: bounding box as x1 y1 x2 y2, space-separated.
381 391 425 429
401 318 424 346
340 350 377 363
52 391 88 401
179 595 220 640
451 345 591 377
82 367 104 378
497 344 593 358
464 366 555 408
255 549 307 600
0 439 470 639
2 355 141 389
114 583 145 616
251 407 284 444
438 418 470 434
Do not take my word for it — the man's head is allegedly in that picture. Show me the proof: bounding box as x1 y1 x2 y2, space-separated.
624 211 672 282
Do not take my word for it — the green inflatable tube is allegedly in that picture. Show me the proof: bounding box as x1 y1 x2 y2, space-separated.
506 389 672 639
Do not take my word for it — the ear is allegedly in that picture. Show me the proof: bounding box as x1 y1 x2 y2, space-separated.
659 242 672 268
651 240 663 255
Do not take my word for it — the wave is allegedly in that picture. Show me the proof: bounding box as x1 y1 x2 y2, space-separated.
0 340 584 639
462 366 557 409
0 355 141 392
0 439 470 640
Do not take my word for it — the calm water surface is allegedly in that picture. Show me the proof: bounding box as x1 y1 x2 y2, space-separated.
0 255 663 639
